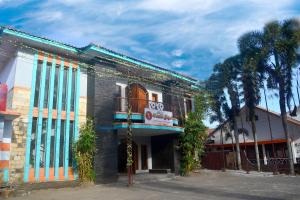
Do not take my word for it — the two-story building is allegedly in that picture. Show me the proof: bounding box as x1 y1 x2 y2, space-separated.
0 27 197 184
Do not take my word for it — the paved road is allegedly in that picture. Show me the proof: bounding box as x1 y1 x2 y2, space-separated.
10 170 300 200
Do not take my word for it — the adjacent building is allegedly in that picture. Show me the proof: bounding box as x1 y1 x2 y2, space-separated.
206 106 300 170
0 27 197 184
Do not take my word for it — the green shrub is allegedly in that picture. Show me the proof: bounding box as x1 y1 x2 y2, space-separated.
179 94 208 176
74 117 96 182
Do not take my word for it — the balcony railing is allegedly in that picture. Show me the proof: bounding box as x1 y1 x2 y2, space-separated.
115 97 184 121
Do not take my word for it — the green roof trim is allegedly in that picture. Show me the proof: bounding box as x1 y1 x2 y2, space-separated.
3 28 78 53
90 45 197 84
114 123 184 132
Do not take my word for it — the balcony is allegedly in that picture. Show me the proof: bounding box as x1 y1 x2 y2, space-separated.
0 83 20 119
113 97 184 135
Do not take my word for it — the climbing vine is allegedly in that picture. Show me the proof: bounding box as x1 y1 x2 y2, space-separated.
74 117 96 182
179 94 208 175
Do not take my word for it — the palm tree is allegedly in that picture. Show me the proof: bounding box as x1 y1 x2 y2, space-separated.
262 19 300 175
238 31 264 171
206 74 227 170
208 56 243 170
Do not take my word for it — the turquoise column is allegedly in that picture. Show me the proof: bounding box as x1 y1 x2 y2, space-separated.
74 67 80 141
73 66 80 179
3 168 9 182
34 55 48 181
64 64 73 179
24 53 38 182
45 56 56 180
54 59 64 180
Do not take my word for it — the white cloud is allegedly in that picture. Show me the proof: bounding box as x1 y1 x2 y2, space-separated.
172 49 183 57
172 60 185 68
0 0 30 7
11 0 300 78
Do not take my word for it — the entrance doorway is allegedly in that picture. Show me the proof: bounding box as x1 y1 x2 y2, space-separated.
141 144 148 170
118 139 139 173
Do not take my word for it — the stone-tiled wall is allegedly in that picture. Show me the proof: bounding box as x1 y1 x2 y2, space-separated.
9 87 31 183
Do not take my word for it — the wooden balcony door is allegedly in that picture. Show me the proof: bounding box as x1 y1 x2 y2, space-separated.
129 84 148 113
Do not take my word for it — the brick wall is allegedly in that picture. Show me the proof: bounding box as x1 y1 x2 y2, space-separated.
88 65 119 183
9 87 31 183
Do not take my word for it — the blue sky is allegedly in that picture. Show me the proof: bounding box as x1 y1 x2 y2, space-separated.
1 0 300 127
1 0 300 81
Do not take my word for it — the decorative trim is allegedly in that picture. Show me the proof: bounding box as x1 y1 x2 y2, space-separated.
3 29 78 53
206 139 288 148
113 122 184 132
32 108 74 120
24 52 38 182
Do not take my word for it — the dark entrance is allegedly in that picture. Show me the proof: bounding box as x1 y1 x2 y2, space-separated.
118 139 138 173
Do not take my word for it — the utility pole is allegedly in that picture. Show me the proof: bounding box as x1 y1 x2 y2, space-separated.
127 78 133 186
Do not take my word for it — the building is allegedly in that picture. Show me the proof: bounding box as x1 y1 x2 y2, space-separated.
206 106 300 171
0 27 197 184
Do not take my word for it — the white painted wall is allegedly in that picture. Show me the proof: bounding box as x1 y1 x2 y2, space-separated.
116 82 163 112
209 108 300 145
116 82 163 102
208 107 300 163
80 70 87 97
134 136 152 171
14 50 34 88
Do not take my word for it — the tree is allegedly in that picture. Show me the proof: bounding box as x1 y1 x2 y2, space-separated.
207 56 243 170
179 93 208 175
74 118 96 182
262 19 300 175
206 73 227 170
238 31 264 171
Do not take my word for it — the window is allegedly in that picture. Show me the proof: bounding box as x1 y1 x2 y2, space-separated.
186 98 192 114
70 68 76 111
62 68 68 111
116 85 122 111
34 61 42 107
52 65 60 109
152 93 158 102
29 118 74 169
44 63 52 108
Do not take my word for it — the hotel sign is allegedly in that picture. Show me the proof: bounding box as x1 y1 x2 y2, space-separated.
144 102 173 126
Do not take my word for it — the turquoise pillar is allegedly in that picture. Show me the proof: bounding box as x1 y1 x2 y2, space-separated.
54 59 64 180
73 66 80 179
74 66 80 142
34 55 48 181
45 56 56 180
24 53 38 182
64 64 73 179
3 168 9 182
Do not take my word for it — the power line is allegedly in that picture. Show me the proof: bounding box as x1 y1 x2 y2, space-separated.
0 39 203 99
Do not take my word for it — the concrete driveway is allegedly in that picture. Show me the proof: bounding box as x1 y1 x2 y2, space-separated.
10 170 300 200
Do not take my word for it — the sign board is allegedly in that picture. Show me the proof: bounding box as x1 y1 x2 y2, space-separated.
144 108 173 126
